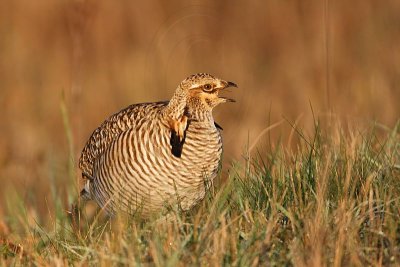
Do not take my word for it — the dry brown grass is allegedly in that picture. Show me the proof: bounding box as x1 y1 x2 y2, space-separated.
1 121 399 266
0 1 399 265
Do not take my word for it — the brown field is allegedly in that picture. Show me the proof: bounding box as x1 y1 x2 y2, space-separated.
0 1 399 265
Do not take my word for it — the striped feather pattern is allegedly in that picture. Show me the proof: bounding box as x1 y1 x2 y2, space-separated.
79 101 222 216
79 73 236 217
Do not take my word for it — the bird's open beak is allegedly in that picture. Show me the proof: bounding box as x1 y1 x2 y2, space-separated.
218 80 237 102
226 81 238 88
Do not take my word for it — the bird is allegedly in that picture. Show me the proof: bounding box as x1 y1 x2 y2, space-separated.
78 73 237 217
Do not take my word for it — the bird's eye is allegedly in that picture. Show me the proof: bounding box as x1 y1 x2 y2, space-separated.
203 84 212 91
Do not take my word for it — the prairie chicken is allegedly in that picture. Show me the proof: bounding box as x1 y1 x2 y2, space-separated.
79 73 237 217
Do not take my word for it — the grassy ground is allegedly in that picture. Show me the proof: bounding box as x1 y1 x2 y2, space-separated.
1 121 399 266
1 1 400 266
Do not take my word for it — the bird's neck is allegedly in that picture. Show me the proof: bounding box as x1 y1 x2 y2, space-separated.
163 86 214 124
163 86 187 120
187 104 214 123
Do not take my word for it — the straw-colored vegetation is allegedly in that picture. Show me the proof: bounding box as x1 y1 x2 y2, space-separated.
1 1 400 266
1 120 399 266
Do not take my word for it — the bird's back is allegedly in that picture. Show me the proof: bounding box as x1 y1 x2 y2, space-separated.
79 101 168 178
79 101 222 216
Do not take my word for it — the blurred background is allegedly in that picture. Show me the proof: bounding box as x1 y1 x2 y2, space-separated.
0 0 399 223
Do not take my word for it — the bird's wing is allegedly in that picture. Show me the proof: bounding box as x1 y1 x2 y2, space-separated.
78 101 169 179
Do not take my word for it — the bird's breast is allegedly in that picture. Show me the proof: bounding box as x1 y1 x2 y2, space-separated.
90 116 223 215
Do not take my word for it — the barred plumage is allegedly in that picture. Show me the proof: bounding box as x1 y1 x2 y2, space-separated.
79 73 237 217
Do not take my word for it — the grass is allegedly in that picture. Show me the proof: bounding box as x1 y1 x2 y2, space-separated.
1 1 400 265
1 120 399 266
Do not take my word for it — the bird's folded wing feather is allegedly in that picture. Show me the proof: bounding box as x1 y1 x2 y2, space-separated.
78 101 169 179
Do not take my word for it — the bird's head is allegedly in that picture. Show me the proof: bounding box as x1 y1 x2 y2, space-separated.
180 73 237 112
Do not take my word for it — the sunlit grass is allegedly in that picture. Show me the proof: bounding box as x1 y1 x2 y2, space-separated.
1 121 399 266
